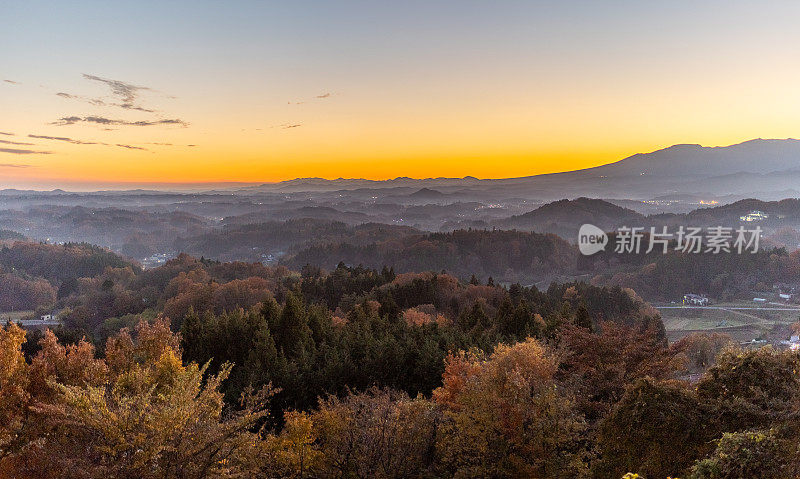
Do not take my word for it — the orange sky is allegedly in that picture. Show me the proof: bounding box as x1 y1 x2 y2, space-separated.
3 2 800 189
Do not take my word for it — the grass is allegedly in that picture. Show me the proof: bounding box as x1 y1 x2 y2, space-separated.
661 308 748 331
658 301 800 343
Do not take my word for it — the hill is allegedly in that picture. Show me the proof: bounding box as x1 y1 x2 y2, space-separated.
496 198 644 238
288 228 578 285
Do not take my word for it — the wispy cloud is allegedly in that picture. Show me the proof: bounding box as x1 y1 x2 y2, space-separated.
3 80 19 85
290 92 333 104
0 132 14 136
51 116 188 127
0 139 34 146
56 92 107 107
28 134 103 145
115 144 148 151
29 134 150 151
82 74 155 111
0 163 31 168
0 148 51 155
282 124 302 129
146 142 199 148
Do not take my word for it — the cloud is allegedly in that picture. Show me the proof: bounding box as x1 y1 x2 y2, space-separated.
56 75 159 112
51 116 82 125
115 144 148 151
0 132 13 136
56 92 107 107
0 148 51 155
82 74 154 111
120 104 156 113
283 124 302 129
28 134 102 145
51 116 188 127
0 163 31 168
0 139 34 146
289 92 332 104
147 142 198 148
3 80 19 85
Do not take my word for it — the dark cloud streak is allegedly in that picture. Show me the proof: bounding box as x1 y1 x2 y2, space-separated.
116 144 148 151
56 92 107 106
51 116 188 127
0 148 51 155
0 139 35 146
28 134 102 145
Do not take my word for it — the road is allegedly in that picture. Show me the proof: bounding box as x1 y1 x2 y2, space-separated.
654 305 800 311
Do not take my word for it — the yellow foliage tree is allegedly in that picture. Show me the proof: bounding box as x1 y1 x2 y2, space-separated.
0 323 28 458
434 338 587 478
5 318 274 479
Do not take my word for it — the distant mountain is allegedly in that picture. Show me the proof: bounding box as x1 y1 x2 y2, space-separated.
408 188 445 199
251 176 483 193
591 139 800 178
176 219 421 262
239 139 800 201
496 197 644 238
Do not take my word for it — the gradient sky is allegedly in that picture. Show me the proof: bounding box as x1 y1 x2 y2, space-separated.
2 0 800 188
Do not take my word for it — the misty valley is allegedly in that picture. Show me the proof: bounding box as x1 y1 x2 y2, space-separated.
4 140 800 477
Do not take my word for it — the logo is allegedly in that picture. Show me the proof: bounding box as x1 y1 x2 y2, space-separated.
577 224 762 256
578 224 608 255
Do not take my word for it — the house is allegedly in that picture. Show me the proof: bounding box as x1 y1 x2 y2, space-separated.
753 297 767 303
779 293 793 300
740 210 769 222
683 294 709 306
39 311 59 322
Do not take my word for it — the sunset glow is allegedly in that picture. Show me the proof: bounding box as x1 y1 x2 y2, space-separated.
3 1 800 188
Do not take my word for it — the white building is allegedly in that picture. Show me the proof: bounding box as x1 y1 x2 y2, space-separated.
683 294 709 306
740 210 769 222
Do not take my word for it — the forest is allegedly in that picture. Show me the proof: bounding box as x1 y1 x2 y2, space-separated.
1 240 800 478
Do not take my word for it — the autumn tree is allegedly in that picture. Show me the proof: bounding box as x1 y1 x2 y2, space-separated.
0 323 28 459
310 387 439 478
260 410 322 479
10 318 274 479
434 338 587 478
558 320 678 423
595 378 717 479
696 346 800 431
689 429 794 479
670 332 734 375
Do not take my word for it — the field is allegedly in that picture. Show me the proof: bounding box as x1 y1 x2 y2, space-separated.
658 301 800 343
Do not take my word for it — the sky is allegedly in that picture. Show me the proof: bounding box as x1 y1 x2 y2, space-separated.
2 0 800 189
